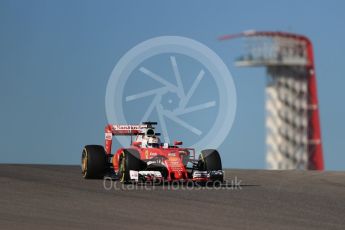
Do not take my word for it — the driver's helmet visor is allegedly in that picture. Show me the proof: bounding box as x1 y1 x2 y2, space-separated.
148 143 160 148
147 136 160 148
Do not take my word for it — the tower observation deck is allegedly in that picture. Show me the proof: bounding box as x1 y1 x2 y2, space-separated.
220 31 324 170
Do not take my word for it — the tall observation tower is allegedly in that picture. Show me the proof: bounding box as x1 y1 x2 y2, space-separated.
220 31 324 170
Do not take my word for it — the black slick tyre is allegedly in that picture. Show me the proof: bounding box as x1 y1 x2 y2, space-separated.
81 145 107 179
119 149 145 183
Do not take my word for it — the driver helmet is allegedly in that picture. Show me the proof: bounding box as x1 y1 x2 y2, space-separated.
147 136 160 148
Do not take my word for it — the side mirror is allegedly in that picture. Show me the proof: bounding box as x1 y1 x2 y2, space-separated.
174 141 183 146
132 141 141 147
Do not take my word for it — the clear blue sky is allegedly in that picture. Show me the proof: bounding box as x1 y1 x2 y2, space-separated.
1 0 344 170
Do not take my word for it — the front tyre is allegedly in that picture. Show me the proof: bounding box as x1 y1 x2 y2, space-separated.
198 149 223 182
119 149 145 183
81 145 107 179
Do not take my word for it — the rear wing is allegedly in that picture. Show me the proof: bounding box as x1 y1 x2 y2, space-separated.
106 124 148 136
104 122 158 154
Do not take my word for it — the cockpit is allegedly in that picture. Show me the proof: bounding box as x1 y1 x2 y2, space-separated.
135 128 162 148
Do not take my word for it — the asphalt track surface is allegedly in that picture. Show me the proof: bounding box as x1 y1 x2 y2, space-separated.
0 165 344 230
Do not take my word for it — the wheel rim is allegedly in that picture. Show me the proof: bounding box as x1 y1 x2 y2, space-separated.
119 153 126 182
82 150 88 177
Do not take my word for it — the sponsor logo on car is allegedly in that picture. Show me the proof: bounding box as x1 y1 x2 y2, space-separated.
105 132 112 140
112 125 147 130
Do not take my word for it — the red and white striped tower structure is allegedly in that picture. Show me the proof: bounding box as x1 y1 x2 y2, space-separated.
220 31 324 170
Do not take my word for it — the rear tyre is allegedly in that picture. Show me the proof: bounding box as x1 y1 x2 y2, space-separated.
119 149 145 183
198 149 223 182
81 145 107 179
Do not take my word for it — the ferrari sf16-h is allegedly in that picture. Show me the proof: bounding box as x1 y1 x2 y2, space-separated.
81 122 223 183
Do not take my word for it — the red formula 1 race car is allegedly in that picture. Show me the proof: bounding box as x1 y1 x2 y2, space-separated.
81 122 223 183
